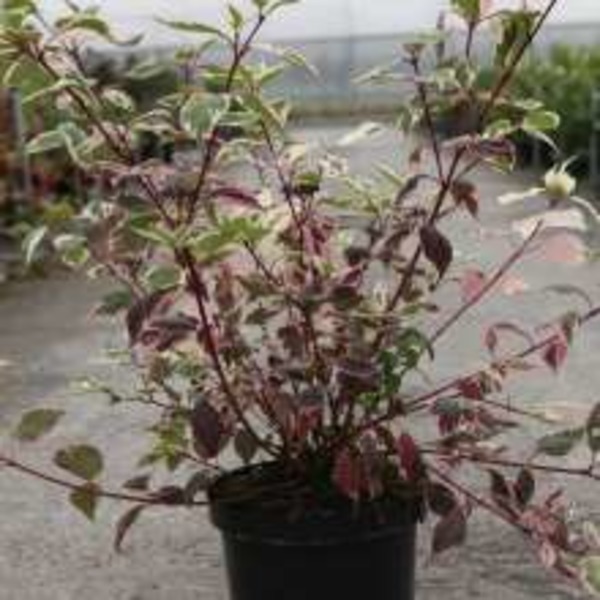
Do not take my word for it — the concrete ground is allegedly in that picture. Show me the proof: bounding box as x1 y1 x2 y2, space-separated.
0 126 599 599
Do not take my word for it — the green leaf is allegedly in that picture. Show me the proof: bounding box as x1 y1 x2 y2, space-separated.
69 484 100 521
157 18 228 41
144 265 182 292
451 0 481 21
523 110 560 133
485 119 515 139
53 234 89 268
581 556 600 595
56 12 142 46
227 5 245 32
102 88 135 113
54 445 104 481
24 76 88 105
536 428 584 457
264 0 300 15
26 131 64 155
243 92 285 136
495 10 539 68
131 224 180 248
22 225 48 266
180 93 231 138
94 289 134 316
14 409 64 442
586 403 600 457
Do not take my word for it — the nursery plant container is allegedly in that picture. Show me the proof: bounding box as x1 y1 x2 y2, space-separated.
209 464 422 600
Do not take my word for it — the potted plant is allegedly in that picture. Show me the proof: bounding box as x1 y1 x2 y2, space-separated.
2 0 600 598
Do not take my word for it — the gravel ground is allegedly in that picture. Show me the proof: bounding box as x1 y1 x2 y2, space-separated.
0 125 599 599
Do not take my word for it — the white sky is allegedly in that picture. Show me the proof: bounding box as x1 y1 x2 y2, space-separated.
37 0 600 44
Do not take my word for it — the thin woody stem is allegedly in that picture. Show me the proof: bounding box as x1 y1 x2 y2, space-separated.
429 222 542 345
0 454 206 506
188 13 266 221
423 449 600 482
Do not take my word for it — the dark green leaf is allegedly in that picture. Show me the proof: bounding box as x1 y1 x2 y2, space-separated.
69 483 100 521
536 428 584 457
15 409 64 442
123 475 151 491
94 289 134 316
54 445 104 481
586 403 600 456
523 110 560 133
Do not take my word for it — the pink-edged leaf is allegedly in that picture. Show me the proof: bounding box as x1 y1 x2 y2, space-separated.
513 210 587 239
457 376 485 400
538 541 558 570
420 225 453 280
460 269 486 303
500 275 529 296
538 232 586 265
210 186 261 209
396 432 421 482
191 401 225 459
432 506 467 555
451 180 479 218
541 335 569 373
333 448 361 501
485 322 534 356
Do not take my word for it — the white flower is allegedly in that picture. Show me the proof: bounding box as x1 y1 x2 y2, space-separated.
543 167 577 201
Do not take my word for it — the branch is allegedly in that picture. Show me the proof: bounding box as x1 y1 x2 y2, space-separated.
424 449 600 482
0 454 206 506
429 221 542 345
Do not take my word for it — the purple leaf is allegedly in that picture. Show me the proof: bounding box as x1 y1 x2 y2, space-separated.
432 506 467 555
333 448 361 501
191 401 224 459
210 186 261 209
114 504 146 553
427 482 458 517
541 335 569 373
515 468 535 507
420 225 453 280
451 180 479 218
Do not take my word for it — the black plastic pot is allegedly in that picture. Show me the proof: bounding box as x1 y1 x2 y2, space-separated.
209 465 421 600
